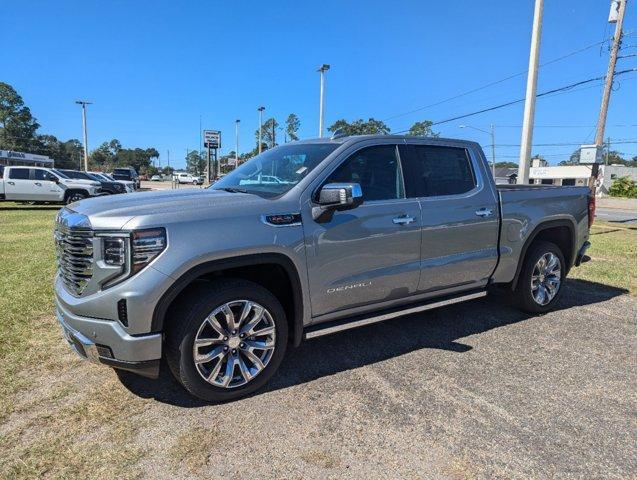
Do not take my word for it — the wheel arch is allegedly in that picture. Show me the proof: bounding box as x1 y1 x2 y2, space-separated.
152 253 305 347
510 219 576 291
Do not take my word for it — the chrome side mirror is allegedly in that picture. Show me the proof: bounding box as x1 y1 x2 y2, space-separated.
313 183 363 222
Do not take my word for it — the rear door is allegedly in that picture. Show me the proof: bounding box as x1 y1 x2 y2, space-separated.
400 143 499 292
302 143 422 317
4 167 34 200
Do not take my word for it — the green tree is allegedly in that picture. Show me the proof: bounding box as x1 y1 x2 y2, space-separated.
0 82 40 151
407 120 438 137
162 166 174 176
285 113 300 142
186 150 206 176
328 118 390 136
255 118 279 149
494 161 518 168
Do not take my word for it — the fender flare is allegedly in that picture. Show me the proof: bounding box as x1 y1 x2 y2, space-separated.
151 253 305 347
510 218 576 290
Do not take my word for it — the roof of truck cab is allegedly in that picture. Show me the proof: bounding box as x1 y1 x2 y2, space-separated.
293 135 481 148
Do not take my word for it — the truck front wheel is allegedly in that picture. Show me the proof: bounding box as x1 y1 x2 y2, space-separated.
65 191 87 205
165 279 288 402
513 240 566 313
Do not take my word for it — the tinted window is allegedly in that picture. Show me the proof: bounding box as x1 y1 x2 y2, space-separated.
325 145 404 201
402 145 475 197
33 169 54 181
8 168 30 180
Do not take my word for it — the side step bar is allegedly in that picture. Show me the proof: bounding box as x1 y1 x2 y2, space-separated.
304 290 487 340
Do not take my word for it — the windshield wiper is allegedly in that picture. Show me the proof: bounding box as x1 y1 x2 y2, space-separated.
217 187 249 194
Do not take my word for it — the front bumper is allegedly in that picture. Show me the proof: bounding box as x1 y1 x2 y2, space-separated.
56 301 162 378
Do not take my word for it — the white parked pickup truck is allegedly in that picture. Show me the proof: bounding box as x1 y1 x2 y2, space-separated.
0 166 102 204
174 172 203 185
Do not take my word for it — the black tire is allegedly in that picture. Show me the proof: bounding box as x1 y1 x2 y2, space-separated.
65 191 87 205
513 240 566 313
165 279 288 402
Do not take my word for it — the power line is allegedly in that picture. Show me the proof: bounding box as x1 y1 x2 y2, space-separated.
393 68 637 132
382 36 615 123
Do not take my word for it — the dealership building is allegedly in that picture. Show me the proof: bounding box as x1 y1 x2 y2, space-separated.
0 150 54 167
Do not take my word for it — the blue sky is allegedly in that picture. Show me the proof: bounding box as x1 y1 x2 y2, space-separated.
2 0 636 168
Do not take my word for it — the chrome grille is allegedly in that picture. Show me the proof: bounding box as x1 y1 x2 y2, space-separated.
54 225 94 295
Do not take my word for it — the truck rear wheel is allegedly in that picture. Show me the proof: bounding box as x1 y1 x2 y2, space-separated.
165 279 288 402
513 240 565 313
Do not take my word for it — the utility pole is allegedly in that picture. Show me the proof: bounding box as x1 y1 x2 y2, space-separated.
272 122 276 149
75 100 92 171
235 119 240 168
517 0 544 185
167 149 170 167
258 106 265 154
490 124 496 179
318 64 330 137
590 0 627 191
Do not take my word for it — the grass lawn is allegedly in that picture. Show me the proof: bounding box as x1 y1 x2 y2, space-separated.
0 202 635 477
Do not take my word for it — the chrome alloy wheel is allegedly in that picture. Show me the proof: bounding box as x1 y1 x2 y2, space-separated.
193 300 276 388
531 252 562 306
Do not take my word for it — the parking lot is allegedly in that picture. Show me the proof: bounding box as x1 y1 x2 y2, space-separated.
0 203 635 479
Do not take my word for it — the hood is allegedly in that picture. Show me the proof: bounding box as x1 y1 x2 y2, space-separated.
69 188 269 229
61 178 99 186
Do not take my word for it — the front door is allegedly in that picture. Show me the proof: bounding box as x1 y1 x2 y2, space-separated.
303 144 422 317
32 168 64 201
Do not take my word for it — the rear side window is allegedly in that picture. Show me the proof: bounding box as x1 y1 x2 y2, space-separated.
402 145 476 197
325 145 404 201
8 168 30 180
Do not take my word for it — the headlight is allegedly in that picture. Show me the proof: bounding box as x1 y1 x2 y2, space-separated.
98 228 166 289
131 228 166 273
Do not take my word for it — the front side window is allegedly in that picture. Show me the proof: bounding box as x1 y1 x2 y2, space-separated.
214 143 339 197
324 145 404 202
33 169 55 181
402 145 476 198
8 168 30 180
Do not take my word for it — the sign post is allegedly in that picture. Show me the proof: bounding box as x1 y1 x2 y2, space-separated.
203 130 221 183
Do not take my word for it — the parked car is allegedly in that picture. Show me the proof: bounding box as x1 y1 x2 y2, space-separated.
91 172 135 193
174 172 203 185
59 169 127 195
111 167 140 189
54 135 592 402
150 175 162 181
1 166 101 204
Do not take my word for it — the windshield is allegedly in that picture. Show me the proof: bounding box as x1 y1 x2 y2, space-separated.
86 173 104 182
212 143 339 196
61 170 92 180
51 169 69 179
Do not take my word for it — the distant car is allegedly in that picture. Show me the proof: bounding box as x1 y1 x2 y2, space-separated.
59 169 127 195
89 172 135 193
239 174 288 185
150 175 162 181
111 167 140 189
174 172 203 185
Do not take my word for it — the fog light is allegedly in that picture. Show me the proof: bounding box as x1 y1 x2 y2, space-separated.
117 299 128 327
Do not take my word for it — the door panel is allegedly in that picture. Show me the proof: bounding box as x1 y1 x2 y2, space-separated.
303 200 422 316
32 169 63 201
5 168 33 200
303 143 422 317
400 144 499 292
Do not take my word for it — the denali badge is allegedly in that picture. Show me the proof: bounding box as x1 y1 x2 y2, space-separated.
327 281 372 294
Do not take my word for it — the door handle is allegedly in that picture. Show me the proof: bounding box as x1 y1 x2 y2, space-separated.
35 182 42 186
392 215 415 225
7 181 15 185
475 208 493 218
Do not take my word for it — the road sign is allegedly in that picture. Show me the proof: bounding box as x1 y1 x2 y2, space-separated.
204 130 221 149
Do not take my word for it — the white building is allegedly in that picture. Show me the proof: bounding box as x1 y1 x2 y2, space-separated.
0 150 54 167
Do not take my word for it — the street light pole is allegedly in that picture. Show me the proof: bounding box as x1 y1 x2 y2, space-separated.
75 100 92 171
317 64 330 137
258 106 265 154
517 0 544 185
235 119 240 168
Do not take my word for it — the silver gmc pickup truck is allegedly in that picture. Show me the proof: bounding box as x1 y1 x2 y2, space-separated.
54 135 593 402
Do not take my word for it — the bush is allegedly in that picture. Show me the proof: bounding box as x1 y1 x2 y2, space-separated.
608 176 637 198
